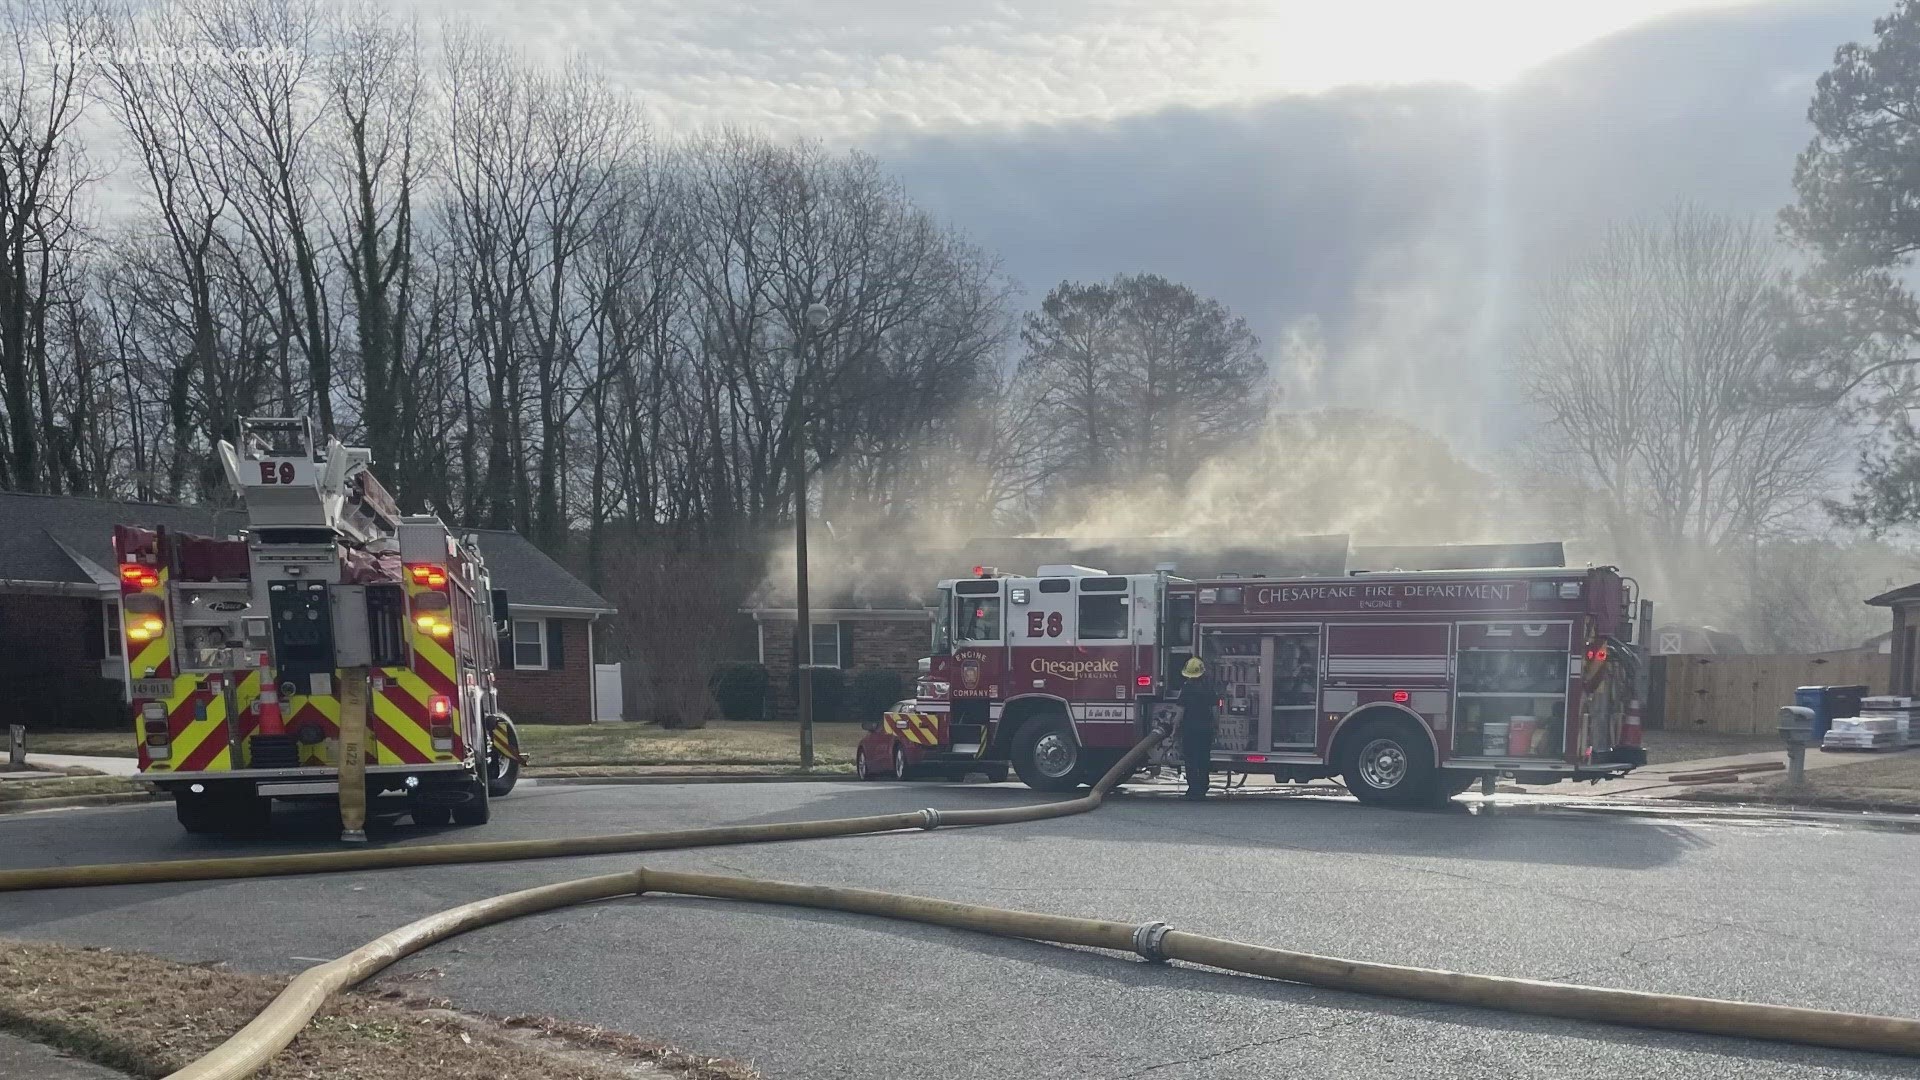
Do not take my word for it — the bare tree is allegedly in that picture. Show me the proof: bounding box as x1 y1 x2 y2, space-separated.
1523 209 1840 552
1015 273 1266 522
0 0 96 493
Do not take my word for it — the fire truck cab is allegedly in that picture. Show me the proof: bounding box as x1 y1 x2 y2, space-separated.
922 563 1648 805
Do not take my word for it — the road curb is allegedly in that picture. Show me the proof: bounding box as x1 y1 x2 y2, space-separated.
1674 789 1920 817
0 790 165 815
528 773 863 786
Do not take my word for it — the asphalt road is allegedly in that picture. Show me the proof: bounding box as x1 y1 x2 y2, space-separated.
4 779 1919 1080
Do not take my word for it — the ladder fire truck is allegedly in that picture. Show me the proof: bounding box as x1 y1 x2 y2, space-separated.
114 417 521 834
912 562 1648 805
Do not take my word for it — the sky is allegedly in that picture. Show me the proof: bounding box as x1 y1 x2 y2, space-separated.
405 0 1765 138
384 0 1878 451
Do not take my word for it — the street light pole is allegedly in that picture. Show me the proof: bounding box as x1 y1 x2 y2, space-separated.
794 301 830 770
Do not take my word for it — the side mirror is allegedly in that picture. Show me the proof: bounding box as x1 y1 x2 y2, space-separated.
861 718 881 732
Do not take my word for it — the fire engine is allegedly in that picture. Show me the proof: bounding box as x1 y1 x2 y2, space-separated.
115 417 521 834
914 562 1648 805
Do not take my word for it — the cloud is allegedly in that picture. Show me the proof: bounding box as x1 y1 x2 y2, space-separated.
869 0 1884 452
388 0 1770 137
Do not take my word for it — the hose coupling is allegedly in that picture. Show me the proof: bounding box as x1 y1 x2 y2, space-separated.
1131 920 1174 963
917 808 943 831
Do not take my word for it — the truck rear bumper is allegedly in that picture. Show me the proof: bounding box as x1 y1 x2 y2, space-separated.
146 762 469 785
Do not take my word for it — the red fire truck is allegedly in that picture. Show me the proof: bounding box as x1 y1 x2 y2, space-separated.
918 563 1647 805
116 417 521 834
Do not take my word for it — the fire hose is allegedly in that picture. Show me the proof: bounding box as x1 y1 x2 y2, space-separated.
6 727 1920 1078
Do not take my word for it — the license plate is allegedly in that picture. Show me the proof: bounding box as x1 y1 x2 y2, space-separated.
132 679 175 699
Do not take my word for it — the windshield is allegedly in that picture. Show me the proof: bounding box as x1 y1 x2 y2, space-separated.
932 586 953 654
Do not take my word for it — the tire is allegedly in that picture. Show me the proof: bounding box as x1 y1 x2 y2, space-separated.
1339 718 1439 807
176 792 271 836
486 716 521 797
1011 716 1086 792
174 793 219 834
892 744 911 781
856 747 875 780
1438 772 1480 801
452 773 491 826
413 803 452 828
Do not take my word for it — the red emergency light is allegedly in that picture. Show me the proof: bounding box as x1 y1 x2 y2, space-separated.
119 562 159 589
428 694 452 718
1392 689 1410 704
1136 675 1153 687
1245 754 1267 763
1585 646 1608 663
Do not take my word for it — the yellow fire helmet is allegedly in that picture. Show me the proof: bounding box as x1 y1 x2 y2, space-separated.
1182 657 1205 678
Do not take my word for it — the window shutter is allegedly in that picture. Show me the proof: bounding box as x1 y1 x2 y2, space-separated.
498 616 516 671
837 622 853 670
82 600 105 661
547 618 565 670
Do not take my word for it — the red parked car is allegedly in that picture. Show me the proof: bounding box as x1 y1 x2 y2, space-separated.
855 700 1009 782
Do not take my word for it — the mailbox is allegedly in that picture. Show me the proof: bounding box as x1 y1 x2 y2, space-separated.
1778 705 1815 745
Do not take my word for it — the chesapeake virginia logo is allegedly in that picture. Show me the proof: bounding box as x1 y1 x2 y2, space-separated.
1031 657 1120 681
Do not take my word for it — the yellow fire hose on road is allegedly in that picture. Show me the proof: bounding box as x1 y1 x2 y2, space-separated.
6 726 1920 1076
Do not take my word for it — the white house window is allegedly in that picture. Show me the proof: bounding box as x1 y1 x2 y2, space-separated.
105 600 122 658
513 619 547 670
810 621 841 668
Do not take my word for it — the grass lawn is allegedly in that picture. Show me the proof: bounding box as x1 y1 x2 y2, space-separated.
0 772 142 806
0 939 755 1079
1639 729 1780 766
16 730 131 757
518 720 867 766
1748 748 1920 811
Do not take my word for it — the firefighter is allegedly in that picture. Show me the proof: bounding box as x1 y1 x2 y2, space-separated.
1176 656 1216 800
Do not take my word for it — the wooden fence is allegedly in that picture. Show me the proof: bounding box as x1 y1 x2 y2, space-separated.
1647 651 1891 735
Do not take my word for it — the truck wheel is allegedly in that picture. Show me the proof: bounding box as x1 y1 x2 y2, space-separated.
1437 772 1480 802
452 774 491 826
174 793 220 834
176 792 271 836
486 716 521 797
413 803 452 828
1012 716 1086 792
1339 718 1438 807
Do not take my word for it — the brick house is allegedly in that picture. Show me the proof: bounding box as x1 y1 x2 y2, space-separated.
468 529 615 725
746 537 1564 719
0 492 610 728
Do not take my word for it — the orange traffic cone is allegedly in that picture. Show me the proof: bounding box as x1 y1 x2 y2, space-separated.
256 651 287 737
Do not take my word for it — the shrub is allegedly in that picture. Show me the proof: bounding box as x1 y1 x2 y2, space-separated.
788 665 847 723
707 661 770 722
848 669 905 728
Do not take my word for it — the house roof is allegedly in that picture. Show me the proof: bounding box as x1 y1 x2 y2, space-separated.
1867 582 1920 608
749 536 1567 614
0 492 610 612
467 529 613 613
0 492 222 586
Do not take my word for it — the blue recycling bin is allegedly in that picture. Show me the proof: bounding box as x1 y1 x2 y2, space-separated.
1794 684 1868 745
